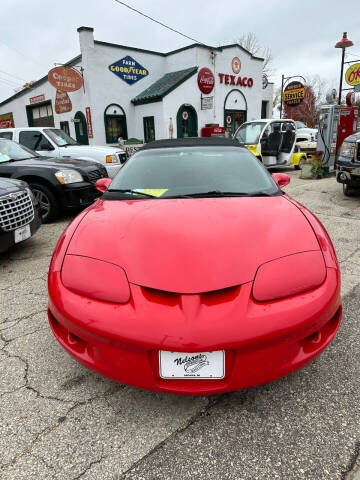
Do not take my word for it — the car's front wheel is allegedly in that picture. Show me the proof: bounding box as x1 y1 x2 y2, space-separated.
30 183 59 223
343 184 357 197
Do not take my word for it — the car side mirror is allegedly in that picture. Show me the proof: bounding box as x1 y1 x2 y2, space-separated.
272 173 290 188
95 178 112 193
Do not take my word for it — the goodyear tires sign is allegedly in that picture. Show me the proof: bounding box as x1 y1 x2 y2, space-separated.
109 56 149 85
283 81 306 107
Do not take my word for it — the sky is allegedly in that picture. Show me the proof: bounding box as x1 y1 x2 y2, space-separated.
1 0 360 103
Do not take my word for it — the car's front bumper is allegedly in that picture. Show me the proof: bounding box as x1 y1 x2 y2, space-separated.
61 183 102 210
48 268 342 395
336 158 360 187
0 208 41 254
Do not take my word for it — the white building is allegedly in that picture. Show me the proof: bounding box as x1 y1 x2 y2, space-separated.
0 26 273 145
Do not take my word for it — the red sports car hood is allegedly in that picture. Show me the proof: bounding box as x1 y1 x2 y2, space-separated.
67 196 320 293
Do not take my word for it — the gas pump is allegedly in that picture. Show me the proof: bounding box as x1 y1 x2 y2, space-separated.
338 92 359 150
316 89 341 170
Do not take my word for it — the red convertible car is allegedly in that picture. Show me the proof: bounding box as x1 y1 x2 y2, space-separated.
48 138 342 395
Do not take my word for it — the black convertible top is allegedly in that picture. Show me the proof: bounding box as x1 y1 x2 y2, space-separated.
139 137 242 150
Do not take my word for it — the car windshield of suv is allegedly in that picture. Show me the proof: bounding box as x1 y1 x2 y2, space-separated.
45 128 78 147
0 139 38 162
234 122 267 145
295 121 307 129
106 146 280 199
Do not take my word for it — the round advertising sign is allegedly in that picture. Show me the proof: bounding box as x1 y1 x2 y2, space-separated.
231 57 241 74
182 111 189 120
197 67 215 94
345 63 360 86
48 66 83 92
226 115 232 124
283 81 306 107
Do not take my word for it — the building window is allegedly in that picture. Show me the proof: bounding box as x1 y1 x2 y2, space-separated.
104 104 128 144
60 121 70 135
143 116 155 143
261 101 269 119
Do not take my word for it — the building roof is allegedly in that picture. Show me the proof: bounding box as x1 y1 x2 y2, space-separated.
139 137 243 150
131 67 198 105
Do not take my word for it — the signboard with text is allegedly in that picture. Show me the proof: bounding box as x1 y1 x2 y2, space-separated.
48 66 83 92
55 90 72 114
29 94 45 104
85 107 93 138
0 112 14 129
345 63 360 86
197 67 215 94
283 81 306 107
109 56 149 85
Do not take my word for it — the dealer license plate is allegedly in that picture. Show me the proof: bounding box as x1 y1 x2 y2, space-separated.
159 350 225 379
14 224 31 244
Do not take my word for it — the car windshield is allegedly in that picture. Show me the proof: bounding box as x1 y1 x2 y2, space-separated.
107 146 279 198
295 121 307 129
234 122 267 145
0 139 38 162
44 128 78 146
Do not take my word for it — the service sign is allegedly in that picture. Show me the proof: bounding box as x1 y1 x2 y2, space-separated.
0 112 14 129
48 66 83 92
283 81 306 107
201 96 213 110
109 56 149 85
345 63 360 86
54 90 72 114
29 94 45 104
197 67 215 94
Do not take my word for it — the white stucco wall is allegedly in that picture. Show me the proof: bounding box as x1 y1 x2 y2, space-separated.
0 27 274 144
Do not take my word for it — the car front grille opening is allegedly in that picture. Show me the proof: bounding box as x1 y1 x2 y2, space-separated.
0 190 34 232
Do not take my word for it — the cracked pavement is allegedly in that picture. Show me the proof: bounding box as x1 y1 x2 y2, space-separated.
0 170 360 479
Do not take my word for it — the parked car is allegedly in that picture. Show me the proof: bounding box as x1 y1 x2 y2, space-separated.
295 121 318 142
336 131 360 196
48 137 342 395
0 127 126 178
234 119 298 168
0 138 108 222
0 177 41 253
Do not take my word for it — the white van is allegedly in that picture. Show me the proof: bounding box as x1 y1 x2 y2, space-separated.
0 127 126 178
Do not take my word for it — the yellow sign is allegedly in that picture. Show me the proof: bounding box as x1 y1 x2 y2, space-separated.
345 63 360 86
283 81 306 107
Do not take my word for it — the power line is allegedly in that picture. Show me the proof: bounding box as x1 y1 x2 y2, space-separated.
0 39 48 69
0 69 27 82
111 0 205 45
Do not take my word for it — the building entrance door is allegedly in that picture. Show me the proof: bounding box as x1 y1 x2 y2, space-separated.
176 105 198 138
224 110 246 136
74 111 89 145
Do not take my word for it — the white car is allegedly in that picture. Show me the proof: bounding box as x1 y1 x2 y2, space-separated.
295 121 318 142
0 127 126 178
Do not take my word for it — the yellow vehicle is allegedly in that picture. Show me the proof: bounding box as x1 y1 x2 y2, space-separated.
234 119 306 169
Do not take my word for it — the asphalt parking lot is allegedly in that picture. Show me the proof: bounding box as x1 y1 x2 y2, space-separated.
1 170 360 480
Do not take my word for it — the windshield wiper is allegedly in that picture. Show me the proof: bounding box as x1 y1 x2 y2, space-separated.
107 189 157 198
169 190 273 198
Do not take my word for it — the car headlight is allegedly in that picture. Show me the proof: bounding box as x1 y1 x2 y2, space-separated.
340 142 355 159
252 251 326 302
61 255 130 303
25 187 35 203
55 169 84 184
105 154 120 164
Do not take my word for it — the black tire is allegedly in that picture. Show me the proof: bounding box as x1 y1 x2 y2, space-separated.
29 183 59 223
343 184 354 197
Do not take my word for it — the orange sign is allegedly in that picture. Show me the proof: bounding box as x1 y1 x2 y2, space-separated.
48 66 83 92
0 112 14 128
85 107 93 138
55 90 72 114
